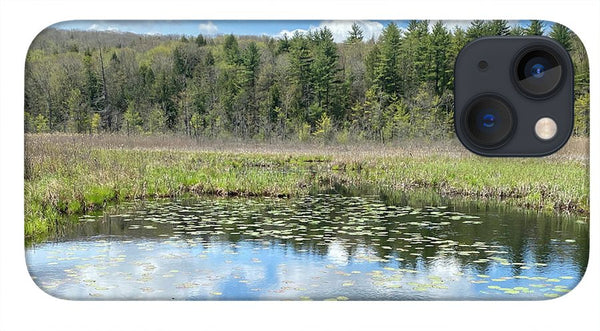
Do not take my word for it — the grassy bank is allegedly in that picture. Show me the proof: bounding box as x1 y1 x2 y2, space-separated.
24 134 589 239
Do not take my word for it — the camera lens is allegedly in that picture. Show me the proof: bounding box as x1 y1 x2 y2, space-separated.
531 63 545 78
464 95 515 148
514 47 564 98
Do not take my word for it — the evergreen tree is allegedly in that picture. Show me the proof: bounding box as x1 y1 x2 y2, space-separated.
375 23 402 100
549 23 572 52
451 27 468 57
488 20 510 36
242 42 261 86
526 20 545 36
276 35 290 54
241 41 261 134
311 27 340 113
428 21 452 96
83 50 102 112
466 20 488 40
173 43 202 79
365 44 380 84
467 20 510 40
195 34 207 47
223 34 241 65
346 23 364 44
153 71 179 130
289 32 314 118
404 20 430 86
510 25 526 36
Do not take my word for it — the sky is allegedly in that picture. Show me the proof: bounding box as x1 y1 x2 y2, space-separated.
52 20 549 43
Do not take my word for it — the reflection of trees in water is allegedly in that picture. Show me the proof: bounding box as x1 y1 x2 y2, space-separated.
48 195 588 275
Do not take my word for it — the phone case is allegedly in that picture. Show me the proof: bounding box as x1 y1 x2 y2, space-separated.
24 20 589 300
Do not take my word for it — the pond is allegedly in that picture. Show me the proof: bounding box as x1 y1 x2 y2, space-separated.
26 193 589 300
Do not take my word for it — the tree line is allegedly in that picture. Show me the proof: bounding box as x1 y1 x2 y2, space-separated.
25 20 590 141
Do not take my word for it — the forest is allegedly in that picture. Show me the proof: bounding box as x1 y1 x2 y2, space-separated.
25 20 590 142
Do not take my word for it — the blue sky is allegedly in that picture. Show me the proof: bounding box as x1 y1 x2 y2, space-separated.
52 20 547 43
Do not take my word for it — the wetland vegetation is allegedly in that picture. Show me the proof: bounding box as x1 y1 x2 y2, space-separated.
25 134 589 241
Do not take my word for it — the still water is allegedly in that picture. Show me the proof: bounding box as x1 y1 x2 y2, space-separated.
26 194 589 300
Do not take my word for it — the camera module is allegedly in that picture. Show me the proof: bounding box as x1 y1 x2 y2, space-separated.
454 36 574 156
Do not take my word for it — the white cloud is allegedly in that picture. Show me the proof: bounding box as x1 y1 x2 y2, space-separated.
86 24 121 33
327 240 350 266
275 21 384 43
441 20 523 33
275 28 309 39
320 21 385 42
198 22 218 35
441 20 473 33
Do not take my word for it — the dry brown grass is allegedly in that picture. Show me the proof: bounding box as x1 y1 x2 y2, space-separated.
25 133 589 160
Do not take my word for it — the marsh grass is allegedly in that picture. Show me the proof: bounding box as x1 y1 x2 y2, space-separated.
24 134 589 239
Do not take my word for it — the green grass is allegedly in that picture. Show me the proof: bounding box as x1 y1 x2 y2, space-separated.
24 134 589 240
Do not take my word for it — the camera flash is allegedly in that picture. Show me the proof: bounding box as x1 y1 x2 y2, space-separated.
535 117 557 140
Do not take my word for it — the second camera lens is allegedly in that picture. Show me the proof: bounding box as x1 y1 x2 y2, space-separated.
514 47 564 98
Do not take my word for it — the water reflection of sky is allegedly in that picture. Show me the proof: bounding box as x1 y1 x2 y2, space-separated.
27 236 583 300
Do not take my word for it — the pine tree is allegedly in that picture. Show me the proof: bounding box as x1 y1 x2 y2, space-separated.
83 50 102 112
428 21 452 96
242 42 261 87
549 23 572 52
451 27 468 57
467 20 510 40
153 71 179 130
195 34 207 47
241 41 261 134
488 20 510 36
276 35 290 54
223 34 241 65
311 27 340 113
510 25 526 36
289 32 314 117
346 23 364 44
375 23 402 100
401 20 429 90
526 20 545 36
466 20 487 40
365 44 380 84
